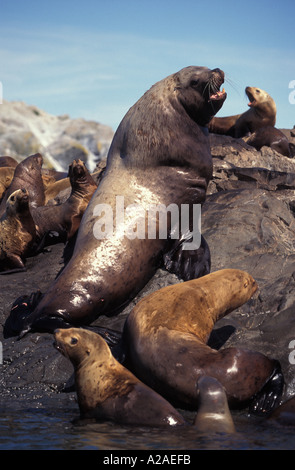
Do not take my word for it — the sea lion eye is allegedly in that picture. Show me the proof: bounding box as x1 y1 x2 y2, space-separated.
10 196 15 201
70 337 78 345
190 80 199 87
256 89 260 93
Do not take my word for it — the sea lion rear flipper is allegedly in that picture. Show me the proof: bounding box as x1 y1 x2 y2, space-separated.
248 361 284 416
163 234 211 281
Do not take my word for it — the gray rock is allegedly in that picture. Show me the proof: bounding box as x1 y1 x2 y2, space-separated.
0 100 114 171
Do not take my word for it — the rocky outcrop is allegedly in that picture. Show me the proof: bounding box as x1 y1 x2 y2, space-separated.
0 101 114 171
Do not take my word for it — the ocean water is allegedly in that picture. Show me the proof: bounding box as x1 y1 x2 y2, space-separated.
0 408 294 451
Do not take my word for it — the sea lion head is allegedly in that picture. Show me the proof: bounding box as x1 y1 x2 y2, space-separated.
174 66 227 126
6 188 30 216
54 327 111 368
246 86 276 113
68 159 86 181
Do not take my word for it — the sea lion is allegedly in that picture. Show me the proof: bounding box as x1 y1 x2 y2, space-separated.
44 176 71 205
54 328 186 427
123 269 284 415
31 159 97 246
208 87 276 138
245 126 292 157
0 156 18 168
0 153 45 218
194 376 235 433
0 189 36 274
0 167 15 201
12 65 227 336
268 396 295 426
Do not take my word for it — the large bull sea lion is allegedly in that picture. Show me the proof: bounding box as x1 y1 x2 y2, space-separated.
123 269 284 415
10 65 227 336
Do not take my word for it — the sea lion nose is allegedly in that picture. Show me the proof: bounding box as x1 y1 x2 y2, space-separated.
21 188 26 193
211 68 224 80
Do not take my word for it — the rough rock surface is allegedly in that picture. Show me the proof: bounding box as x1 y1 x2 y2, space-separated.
1 130 295 413
0 100 114 172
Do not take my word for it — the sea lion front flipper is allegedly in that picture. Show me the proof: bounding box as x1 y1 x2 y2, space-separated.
3 290 44 338
248 361 284 416
163 234 211 281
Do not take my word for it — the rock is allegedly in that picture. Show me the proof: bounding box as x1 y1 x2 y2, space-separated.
0 101 114 171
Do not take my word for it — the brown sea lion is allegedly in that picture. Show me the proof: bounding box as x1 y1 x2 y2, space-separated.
0 167 15 201
245 126 292 157
194 376 235 433
0 189 36 274
123 269 284 415
0 153 45 218
208 87 276 138
54 328 186 427
0 156 18 168
31 159 97 245
11 65 227 336
268 396 295 426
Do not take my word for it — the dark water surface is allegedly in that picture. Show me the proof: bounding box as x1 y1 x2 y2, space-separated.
0 407 294 451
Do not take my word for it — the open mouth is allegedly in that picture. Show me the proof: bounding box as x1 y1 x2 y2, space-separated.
246 88 256 107
208 72 227 103
209 88 226 101
53 339 65 355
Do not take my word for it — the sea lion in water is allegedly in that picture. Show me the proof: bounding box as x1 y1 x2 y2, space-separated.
245 126 293 157
268 396 295 426
208 87 276 138
123 269 284 415
31 159 97 246
12 66 227 336
54 328 186 427
0 153 45 218
0 189 36 274
194 376 235 433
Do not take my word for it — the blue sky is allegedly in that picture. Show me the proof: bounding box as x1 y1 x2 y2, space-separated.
1 0 294 131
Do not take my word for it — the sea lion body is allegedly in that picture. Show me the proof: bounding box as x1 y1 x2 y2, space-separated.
0 167 15 201
194 376 235 433
0 189 36 273
124 269 283 413
0 153 45 218
15 66 227 335
31 159 97 244
245 126 292 157
209 87 276 138
54 328 186 427
0 156 18 168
